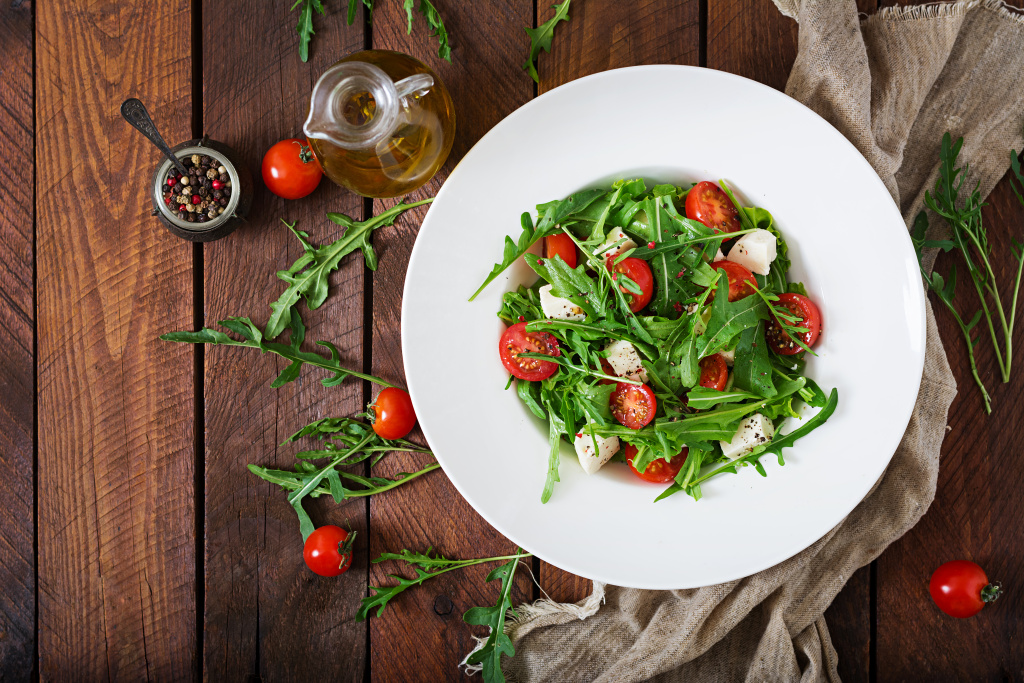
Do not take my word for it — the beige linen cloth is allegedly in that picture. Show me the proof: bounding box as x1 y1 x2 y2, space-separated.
482 2 1024 681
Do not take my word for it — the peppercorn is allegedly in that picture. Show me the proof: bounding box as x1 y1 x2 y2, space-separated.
177 211 187 220
207 209 217 219
182 157 193 168
206 169 216 180
191 154 201 166
219 173 229 183
218 197 228 207
212 189 223 199
201 155 212 165
186 213 195 222
198 186 209 197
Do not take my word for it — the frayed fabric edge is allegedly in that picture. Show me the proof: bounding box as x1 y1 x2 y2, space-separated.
866 0 1024 27
461 582 608 677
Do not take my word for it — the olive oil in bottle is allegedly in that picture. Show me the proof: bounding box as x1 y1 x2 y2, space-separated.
304 50 456 198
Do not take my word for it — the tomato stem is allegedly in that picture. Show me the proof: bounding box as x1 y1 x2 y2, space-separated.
981 582 1002 604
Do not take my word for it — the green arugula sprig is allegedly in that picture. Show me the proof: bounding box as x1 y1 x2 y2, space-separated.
523 1 571 82
249 415 438 539
269 198 434 339
162 309 391 389
292 0 327 62
463 552 526 683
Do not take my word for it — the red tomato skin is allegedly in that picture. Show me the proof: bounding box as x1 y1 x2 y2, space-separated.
499 322 561 381
598 358 618 386
608 257 654 312
371 387 417 440
709 260 758 302
699 354 729 392
929 561 993 618
624 444 689 483
545 233 578 269
610 382 657 429
767 293 822 355
685 181 741 234
303 525 354 577
262 138 323 200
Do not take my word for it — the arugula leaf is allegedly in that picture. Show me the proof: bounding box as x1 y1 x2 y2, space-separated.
527 257 605 318
356 547 530 622
417 0 452 61
523 0 571 83
292 0 325 62
268 198 433 339
541 397 564 503
695 271 769 358
685 387 759 409
470 189 604 301
162 309 391 389
731 324 777 398
464 550 526 682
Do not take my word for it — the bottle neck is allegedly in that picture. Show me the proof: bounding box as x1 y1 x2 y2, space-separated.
304 62 399 150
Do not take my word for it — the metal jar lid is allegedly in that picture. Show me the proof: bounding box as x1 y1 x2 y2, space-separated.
151 137 253 242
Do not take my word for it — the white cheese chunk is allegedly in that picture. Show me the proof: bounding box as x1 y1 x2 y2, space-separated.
574 424 620 475
539 284 586 321
714 248 726 261
720 347 735 365
726 229 778 275
594 228 637 261
603 339 648 382
719 413 775 460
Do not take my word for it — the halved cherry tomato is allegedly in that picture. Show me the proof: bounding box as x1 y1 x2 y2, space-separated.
370 387 417 440
699 354 729 392
608 257 654 312
685 181 741 234
709 260 757 302
610 382 657 429
624 444 689 483
303 525 355 577
262 138 323 199
545 232 577 268
929 560 1002 618
766 293 822 355
499 321 561 381
598 357 618 385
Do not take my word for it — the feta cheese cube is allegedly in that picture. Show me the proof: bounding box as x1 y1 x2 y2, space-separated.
719 413 775 460
594 228 637 261
574 424 620 475
726 229 778 276
720 347 735 365
603 339 647 382
714 248 726 261
539 284 586 321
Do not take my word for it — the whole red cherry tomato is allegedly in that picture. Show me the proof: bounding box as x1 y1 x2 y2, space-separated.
262 138 323 199
370 387 417 440
303 525 355 577
929 560 1002 618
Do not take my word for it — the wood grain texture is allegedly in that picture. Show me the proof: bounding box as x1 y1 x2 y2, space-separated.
35 1 197 679
535 0 701 606
876 169 1024 681
0 0 34 677
368 2 535 680
201 2 369 681
707 2 875 680
538 0 700 93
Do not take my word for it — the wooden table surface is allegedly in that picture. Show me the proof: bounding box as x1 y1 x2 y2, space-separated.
1 0 1022 680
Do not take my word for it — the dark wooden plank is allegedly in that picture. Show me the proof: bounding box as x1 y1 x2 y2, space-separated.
35 1 197 679
368 2 535 680
201 3 369 681
535 0 701 606
707 2 875 680
876 169 1024 681
0 0 34 677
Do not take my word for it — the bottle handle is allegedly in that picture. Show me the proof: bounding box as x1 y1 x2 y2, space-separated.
393 73 434 105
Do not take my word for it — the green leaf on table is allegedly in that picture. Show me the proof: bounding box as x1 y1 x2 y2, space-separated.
523 0 571 83
292 0 325 62
417 0 452 61
268 198 433 339
464 551 526 683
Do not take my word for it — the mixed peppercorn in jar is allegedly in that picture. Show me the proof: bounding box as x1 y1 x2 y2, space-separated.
162 153 233 224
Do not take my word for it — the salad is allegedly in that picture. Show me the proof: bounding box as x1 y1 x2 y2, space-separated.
471 179 839 503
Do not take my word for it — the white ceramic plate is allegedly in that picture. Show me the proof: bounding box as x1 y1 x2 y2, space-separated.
402 65 924 589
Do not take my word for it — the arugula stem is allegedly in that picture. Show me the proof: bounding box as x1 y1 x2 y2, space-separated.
336 463 441 497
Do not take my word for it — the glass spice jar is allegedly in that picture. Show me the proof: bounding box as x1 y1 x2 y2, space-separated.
151 136 253 242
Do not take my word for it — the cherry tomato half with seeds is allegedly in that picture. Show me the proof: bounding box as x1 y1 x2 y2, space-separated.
370 387 417 440
699 354 729 392
499 321 561 381
303 525 356 577
608 257 654 312
624 444 689 483
262 138 323 200
685 181 741 234
766 292 822 355
610 382 657 429
710 260 758 302
929 560 1002 618
545 232 578 269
